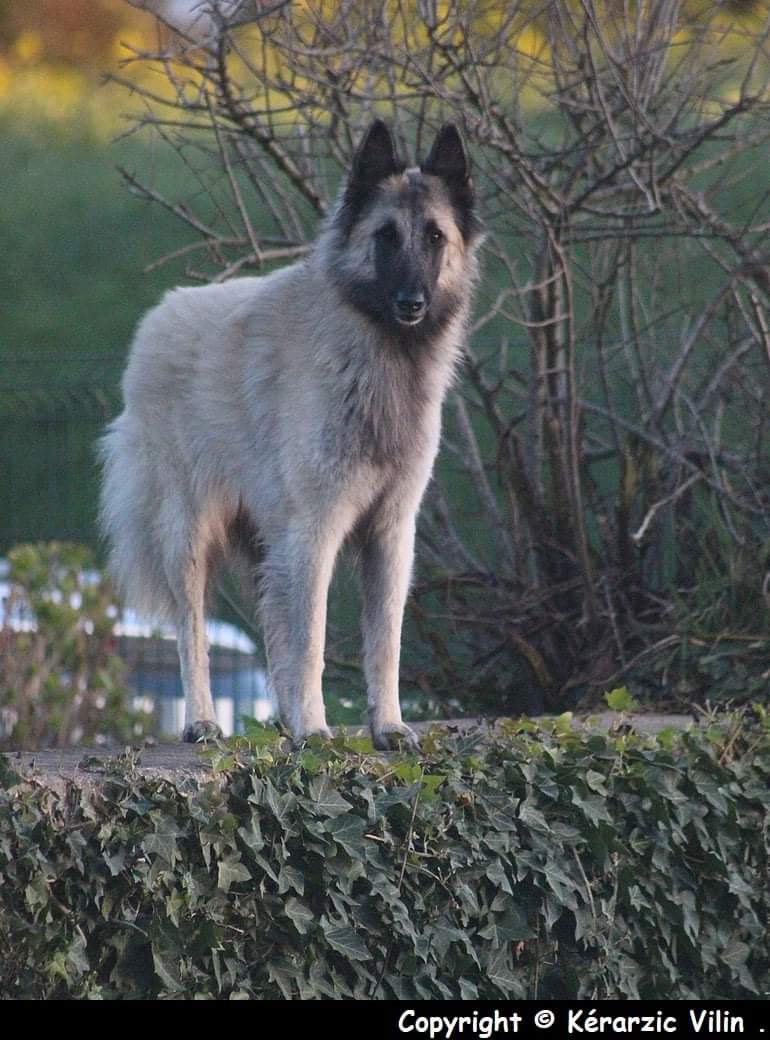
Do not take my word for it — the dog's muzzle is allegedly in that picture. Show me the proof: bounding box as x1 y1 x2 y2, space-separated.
395 290 428 325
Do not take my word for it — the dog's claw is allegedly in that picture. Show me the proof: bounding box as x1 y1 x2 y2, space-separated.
291 726 333 748
182 720 223 744
372 723 420 751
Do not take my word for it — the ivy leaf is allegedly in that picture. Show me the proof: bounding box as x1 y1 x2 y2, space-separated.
268 961 297 1000
141 817 182 865
604 686 639 712
285 896 315 935
1 705 768 1000
151 926 184 994
67 931 90 976
483 947 519 996
277 864 305 895
241 719 282 747
322 924 371 962
307 775 354 818
217 854 252 892
722 939 750 970
264 781 297 825
103 848 126 876
326 814 367 857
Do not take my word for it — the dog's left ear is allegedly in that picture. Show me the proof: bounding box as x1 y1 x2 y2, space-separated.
422 124 480 242
422 124 471 189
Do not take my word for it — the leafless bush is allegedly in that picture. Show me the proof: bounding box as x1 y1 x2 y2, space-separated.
113 0 770 711
0 543 152 749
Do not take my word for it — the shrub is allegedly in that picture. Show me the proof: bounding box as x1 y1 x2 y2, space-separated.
1 711 768 999
0 541 152 749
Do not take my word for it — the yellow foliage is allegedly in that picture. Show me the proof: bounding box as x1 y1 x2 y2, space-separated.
13 31 44 64
0 60 10 101
111 28 149 63
516 25 548 60
1 66 86 123
0 62 135 137
0 1 767 138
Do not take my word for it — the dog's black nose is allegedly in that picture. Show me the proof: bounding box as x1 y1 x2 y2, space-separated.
395 291 427 323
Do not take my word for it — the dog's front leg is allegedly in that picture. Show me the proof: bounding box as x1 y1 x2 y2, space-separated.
261 517 345 745
361 507 420 750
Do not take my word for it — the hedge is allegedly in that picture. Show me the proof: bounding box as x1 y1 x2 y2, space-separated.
1 711 768 999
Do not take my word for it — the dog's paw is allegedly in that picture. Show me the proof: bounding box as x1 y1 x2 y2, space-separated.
182 719 223 744
291 726 333 748
372 722 420 751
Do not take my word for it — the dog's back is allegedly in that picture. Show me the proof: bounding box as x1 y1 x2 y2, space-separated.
100 265 309 619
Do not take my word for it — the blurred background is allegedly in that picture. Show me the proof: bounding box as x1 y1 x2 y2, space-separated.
0 1 768 749
1 1 200 550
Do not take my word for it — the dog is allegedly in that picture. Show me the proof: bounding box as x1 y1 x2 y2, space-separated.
99 120 482 748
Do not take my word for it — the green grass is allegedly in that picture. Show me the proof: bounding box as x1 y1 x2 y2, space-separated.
0 119 201 557
0 120 194 384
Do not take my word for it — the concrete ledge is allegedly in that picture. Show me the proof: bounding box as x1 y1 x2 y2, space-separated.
1 713 694 791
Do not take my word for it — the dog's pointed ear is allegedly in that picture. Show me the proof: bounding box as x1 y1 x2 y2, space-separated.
349 120 400 194
422 124 470 188
422 124 481 243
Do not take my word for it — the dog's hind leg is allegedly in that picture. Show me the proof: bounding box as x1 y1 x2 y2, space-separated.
167 522 221 743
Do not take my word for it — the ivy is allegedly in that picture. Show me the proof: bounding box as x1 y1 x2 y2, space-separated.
0 711 768 999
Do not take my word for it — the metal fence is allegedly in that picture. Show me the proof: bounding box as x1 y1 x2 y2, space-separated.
116 621 273 737
0 373 274 736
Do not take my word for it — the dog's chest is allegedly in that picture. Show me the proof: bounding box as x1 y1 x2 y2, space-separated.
328 360 437 470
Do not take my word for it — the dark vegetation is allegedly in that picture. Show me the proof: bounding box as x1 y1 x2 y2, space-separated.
1 711 768 998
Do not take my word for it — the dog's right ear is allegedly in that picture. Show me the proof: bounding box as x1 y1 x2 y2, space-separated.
422 124 470 190
348 120 401 197
335 121 404 241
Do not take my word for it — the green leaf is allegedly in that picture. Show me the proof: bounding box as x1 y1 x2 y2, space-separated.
722 939 750 970
217 854 252 892
307 775 354 818
264 781 297 825
268 961 297 1000
485 858 513 894
241 719 282 747
141 817 182 865
322 924 371 962
67 931 90 976
285 896 315 935
325 814 367 857
571 788 613 825
420 773 447 800
393 762 423 784
152 946 183 993
1 698 769 1000
484 948 519 996
604 686 639 712
277 864 305 896
479 904 533 946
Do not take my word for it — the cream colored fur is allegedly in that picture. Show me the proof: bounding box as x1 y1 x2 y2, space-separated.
99 132 480 748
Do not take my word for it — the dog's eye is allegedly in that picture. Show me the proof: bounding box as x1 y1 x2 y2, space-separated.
427 226 444 245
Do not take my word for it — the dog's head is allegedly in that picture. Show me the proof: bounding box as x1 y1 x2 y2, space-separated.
330 120 482 340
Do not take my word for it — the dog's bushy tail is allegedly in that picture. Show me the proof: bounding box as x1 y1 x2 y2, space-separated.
98 415 177 624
